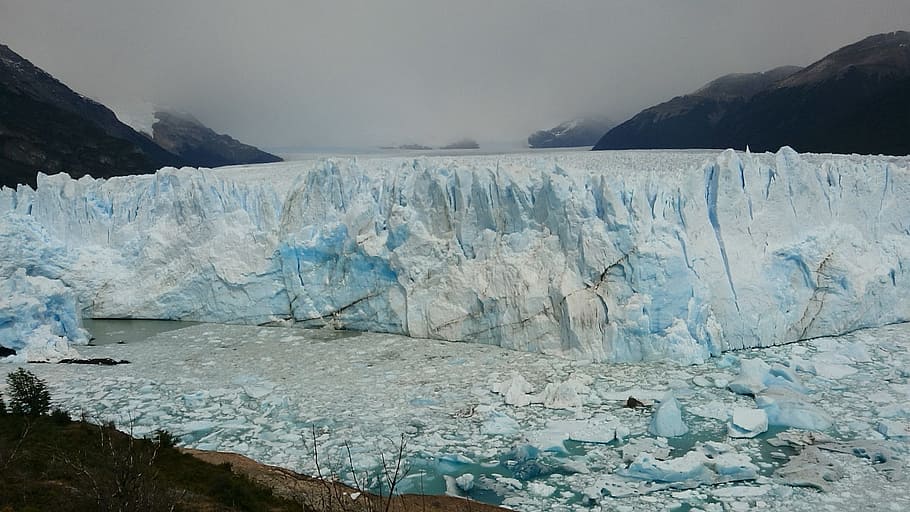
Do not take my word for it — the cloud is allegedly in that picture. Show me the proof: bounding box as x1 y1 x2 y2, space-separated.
1 0 907 148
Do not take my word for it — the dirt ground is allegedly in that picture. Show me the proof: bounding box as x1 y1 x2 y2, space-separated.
182 448 508 512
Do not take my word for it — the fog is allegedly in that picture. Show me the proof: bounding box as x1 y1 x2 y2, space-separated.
1 0 907 148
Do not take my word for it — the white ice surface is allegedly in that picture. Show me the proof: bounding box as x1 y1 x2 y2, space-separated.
2 148 909 362
728 407 769 438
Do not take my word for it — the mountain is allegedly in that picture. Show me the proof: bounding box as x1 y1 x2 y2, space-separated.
0 44 282 190
440 138 480 150
0 44 182 189
718 31 910 155
595 31 910 155
528 117 615 148
150 110 281 168
592 66 802 150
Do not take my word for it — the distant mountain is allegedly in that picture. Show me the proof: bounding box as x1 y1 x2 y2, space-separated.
441 138 480 150
0 44 181 189
378 144 433 151
151 111 281 168
595 31 910 155
528 117 615 148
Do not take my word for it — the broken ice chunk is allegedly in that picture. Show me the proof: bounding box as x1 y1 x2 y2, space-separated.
528 418 627 450
649 394 688 437
492 373 534 407
535 376 591 409
481 410 521 436
621 451 714 485
527 481 556 497
876 420 910 440
455 473 475 492
712 452 760 482
756 388 832 430
728 359 806 396
774 446 841 491
728 407 769 438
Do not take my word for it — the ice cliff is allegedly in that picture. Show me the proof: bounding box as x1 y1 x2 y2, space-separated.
1 148 908 362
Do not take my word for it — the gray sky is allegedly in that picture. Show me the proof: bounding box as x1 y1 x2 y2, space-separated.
1 0 908 149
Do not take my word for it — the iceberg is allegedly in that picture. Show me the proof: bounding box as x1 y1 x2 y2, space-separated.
756 388 833 430
649 394 689 437
614 442 758 492
1 148 909 362
728 407 769 438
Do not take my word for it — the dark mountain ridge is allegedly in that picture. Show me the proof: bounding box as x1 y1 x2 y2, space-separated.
592 66 803 151
0 44 181 188
594 31 910 156
151 111 282 168
0 44 281 189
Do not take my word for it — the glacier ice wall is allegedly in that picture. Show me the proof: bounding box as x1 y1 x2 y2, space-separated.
0 268 87 361
1 148 908 363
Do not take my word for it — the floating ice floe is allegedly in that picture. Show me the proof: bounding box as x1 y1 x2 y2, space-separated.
755 388 832 430
527 417 629 452
728 407 769 438
480 410 521 436
455 473 474 492
876 420 910 440
603 442 758 497
728 359 806 396
492 372 534 407
773 446 841 491
768 431 904 489
725 358 831 430
689 399 731 421
535 375 592 409
649 394 689 437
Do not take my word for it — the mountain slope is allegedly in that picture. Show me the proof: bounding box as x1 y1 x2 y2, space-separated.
528 117 615 148
594 31 910 155
718 31 910 155
151 111 281 168
0 44 283 189
0 86 166 189
592 66 802 150
0 44 183 189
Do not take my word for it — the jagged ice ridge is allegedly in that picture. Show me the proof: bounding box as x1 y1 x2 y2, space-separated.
1 148 908 362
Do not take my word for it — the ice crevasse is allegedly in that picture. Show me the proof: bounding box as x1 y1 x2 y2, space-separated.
1 147 908 362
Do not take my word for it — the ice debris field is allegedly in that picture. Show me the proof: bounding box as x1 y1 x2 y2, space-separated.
2 148 910 509
13 319 910 511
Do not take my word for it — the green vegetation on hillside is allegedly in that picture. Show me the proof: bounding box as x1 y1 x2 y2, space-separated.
0 369 299 512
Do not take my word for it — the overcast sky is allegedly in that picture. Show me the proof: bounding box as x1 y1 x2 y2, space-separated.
1 0 908 149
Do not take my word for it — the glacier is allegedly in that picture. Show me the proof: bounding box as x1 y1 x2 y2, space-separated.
1 147 909 362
